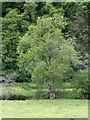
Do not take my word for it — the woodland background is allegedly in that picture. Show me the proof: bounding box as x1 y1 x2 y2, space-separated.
0 2 89 100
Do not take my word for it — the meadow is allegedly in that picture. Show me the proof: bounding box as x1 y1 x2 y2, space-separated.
0 99 88 118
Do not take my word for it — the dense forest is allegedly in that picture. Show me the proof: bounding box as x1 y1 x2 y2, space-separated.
1 2 90 100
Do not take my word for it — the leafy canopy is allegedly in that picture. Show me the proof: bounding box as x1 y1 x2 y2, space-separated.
17 14 80 89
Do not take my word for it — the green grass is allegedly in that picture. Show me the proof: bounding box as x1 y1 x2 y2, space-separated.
0 99 88 118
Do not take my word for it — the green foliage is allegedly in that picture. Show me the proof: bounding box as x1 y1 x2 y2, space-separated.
68 9 89 54
15 70 31 82
24 2 37 22
56 90 82 99
0 83 84 100
17 14 80 94
42 3 64 16
0 84 36 100
71 69 89 94
2 9 22 70
2 2 89 99
2 2 25 17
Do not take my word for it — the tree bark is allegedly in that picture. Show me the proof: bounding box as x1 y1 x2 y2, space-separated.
49 78 55 99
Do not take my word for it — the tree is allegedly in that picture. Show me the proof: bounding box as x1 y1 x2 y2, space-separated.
71 68 89 98
68 8 89 55
2 9 22 70
2 2 25 17
17 14 80 98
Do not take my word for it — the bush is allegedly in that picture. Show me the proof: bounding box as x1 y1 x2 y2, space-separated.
0 94 28 100
15 70 32 82
33 90 50 99
56 90 82 99
0 86 35 100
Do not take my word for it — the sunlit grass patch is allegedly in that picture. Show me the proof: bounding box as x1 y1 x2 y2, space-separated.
1 99 88 118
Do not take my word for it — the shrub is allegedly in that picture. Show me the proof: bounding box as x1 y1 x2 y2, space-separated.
15 70 31 82
56 90 82 99
0 86 35 100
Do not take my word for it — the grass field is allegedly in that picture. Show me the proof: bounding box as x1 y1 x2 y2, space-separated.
0 99 88 118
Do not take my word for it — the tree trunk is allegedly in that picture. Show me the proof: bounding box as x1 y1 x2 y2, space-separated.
49 78 55 99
